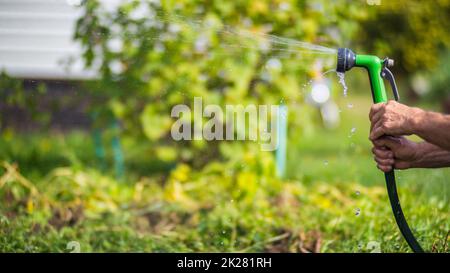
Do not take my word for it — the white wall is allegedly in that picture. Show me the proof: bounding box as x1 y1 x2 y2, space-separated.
0 0 98 80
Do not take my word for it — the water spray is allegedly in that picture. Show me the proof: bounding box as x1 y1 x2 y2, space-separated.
336 48 424 253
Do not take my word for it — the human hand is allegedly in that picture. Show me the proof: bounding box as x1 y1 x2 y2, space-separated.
371 136 420 172
369 101 423 141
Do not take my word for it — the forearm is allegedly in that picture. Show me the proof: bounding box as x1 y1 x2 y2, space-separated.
411 142 450 168
412 109 450 151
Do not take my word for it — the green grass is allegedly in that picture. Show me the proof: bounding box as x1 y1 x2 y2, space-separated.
0 95 448 253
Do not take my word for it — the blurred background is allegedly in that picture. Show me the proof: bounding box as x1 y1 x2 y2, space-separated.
0 0 448 252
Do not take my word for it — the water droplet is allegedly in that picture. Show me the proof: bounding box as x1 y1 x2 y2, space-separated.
348 127 356 138
222 230 226 234
323 160 329 166
355 190 360 196
337 72 348 97
347 103 353 109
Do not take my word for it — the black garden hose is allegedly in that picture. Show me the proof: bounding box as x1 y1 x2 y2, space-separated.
385 170 424 252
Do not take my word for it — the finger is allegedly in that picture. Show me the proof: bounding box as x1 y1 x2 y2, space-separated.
372 147 393 159
370 119 384 137
369 103 385 120
370 126 386 141
377 164 392 172
370 121 400 140
370 109 384 127
374 156 394 166
373 136 390 146
373 136 401 150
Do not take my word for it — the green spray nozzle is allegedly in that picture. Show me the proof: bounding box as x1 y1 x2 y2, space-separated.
336 48 398 104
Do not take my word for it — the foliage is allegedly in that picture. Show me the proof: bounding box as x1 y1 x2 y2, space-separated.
0 0 449 253
426 52 450 102
73 0 365 166
0 97 448 253
0 136 448 253
354 0 450 100
0 72 49 127
356 0 450 73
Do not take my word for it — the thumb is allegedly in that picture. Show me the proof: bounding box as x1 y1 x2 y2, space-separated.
373 136 402 150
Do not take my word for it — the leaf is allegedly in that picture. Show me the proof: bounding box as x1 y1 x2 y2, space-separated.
140 104 172 141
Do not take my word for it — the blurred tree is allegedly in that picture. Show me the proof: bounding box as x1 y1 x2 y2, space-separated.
357 0 450 72
74 0 365 168
427 51 450 110
355 0 450 99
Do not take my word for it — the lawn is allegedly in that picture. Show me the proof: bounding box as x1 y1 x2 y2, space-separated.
0 95 448 253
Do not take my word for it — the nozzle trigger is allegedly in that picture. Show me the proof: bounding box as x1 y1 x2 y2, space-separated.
381 67 400 102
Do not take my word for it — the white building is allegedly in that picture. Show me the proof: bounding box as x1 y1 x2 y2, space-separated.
0 0 97 80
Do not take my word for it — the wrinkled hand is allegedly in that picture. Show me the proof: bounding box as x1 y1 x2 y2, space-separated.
369 101 421 141
371 136 419 172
